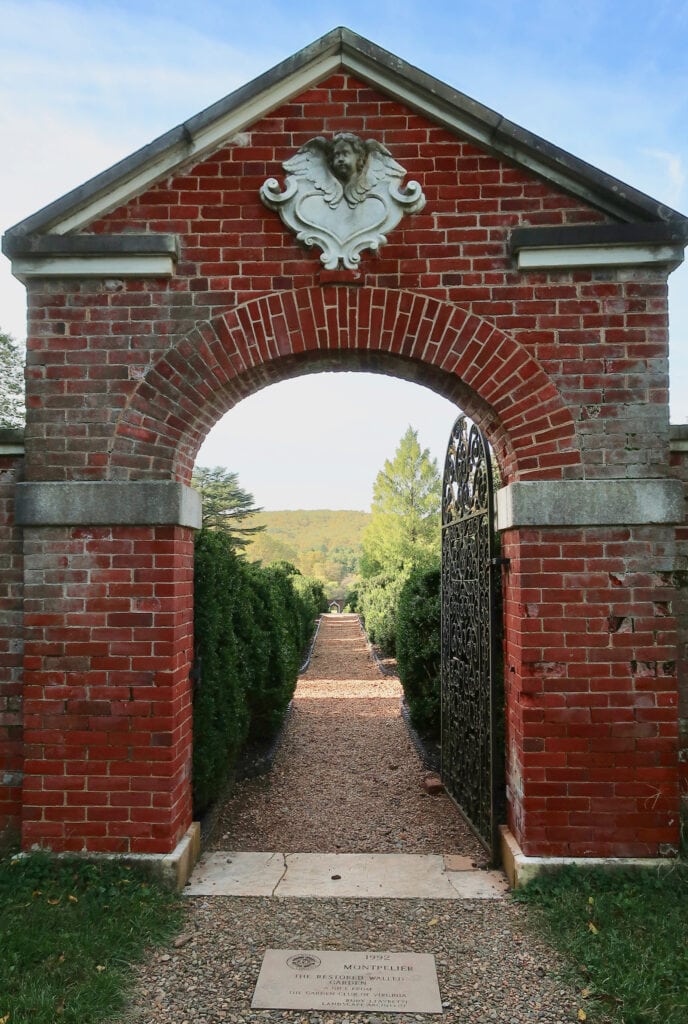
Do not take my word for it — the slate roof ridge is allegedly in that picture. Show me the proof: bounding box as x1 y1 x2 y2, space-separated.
3 25 687 243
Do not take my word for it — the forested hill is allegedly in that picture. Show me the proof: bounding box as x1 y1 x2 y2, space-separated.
244 509 370 598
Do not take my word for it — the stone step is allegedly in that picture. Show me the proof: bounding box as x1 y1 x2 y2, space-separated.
185 851 509 899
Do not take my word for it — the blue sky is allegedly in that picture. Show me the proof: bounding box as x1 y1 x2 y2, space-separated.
1 1 687 508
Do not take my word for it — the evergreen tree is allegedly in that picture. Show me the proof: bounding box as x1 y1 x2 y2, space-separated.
360 426 441 575
0 330 25 429
191 465 265 548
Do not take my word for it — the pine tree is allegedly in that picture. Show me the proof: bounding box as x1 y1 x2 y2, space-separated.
360 426 441 575
0 330 25 429
191 465 265 548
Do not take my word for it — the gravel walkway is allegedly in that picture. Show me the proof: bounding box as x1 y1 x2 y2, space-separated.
123 897 581 1024
208 616 485 860
120 615 583 1023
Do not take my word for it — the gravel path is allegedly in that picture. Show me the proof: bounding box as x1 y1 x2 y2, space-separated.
208 616 486 860
122 896 582 1024
120 615 583 1023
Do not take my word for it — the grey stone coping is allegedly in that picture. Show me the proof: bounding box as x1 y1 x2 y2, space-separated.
496 478 684 530
509 221 688 253
0 426 25 444
0 426 25 457
670 424 688 453
2 233 179 259
15 480 201 529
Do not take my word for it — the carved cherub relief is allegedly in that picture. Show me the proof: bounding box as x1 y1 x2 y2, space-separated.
260 132 426 270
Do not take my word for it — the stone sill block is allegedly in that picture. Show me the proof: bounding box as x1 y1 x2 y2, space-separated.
500 825 675 889
22 823 201 891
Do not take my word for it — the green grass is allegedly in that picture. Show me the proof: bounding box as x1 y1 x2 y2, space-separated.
515 863 688 1024
0 852 183 1024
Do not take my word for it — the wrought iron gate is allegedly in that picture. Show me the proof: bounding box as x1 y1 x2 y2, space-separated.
441 415 504 862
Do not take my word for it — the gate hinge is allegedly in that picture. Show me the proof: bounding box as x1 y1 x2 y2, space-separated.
491 557 510 569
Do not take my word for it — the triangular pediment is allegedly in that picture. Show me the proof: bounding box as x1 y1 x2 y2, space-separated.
4 26 688 244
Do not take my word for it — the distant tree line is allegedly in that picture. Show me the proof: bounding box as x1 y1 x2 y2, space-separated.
244 509 369 600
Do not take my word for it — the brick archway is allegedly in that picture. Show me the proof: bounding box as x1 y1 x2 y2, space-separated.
112 287 579 485
3 27 686 875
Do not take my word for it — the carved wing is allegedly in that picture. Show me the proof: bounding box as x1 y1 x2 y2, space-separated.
342 139 405 204
283 137 343 207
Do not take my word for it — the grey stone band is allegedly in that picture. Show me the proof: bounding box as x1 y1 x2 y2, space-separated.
496 479 685 530
15 481 202 529
7 234 179 282
3 233 179 258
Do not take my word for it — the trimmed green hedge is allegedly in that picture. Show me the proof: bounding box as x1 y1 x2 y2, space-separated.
291 572 327 646
244 565 300 744
192 531 250 816
395 565 441 740
357 569 410 656
192 532 323 816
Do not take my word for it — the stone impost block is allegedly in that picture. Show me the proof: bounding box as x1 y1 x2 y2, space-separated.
15 481 202 529
496 479 685 530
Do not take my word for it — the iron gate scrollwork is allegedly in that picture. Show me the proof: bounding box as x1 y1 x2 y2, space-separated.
441 415 504 862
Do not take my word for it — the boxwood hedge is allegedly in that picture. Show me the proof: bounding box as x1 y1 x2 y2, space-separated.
395 564 441 741
192 530 324 816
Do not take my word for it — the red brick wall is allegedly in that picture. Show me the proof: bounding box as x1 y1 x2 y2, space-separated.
24 74 672 489
0 451 24 841
503 527 680 857
21 526 193 853
17 73 681 856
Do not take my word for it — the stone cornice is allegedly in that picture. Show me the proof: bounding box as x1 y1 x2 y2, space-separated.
4 233 178 282
0 427 25 456
509 222 687 271
670 424 688 453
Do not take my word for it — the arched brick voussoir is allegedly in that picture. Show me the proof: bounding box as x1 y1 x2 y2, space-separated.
110 287 581 484
433 309 579 472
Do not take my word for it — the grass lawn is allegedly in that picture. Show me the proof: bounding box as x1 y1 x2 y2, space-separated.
515 862 688 1024
0 851 183 1024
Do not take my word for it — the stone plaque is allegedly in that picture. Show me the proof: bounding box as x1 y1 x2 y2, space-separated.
252 948 442 1014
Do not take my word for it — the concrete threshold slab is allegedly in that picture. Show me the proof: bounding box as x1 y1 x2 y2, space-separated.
185 852 508 899
185 851 287 896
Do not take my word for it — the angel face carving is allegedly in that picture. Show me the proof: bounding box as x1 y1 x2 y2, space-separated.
329 134 366 184
260 132 426 270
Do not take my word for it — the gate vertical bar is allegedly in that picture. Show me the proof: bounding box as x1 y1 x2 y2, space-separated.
441 415 503 862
